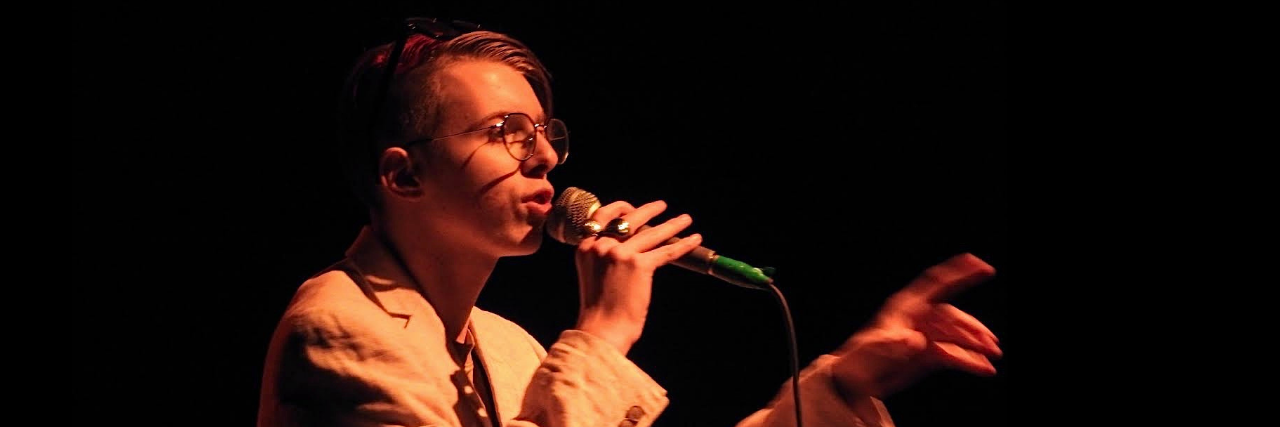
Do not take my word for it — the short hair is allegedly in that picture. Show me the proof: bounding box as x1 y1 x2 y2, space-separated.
337 30 553 208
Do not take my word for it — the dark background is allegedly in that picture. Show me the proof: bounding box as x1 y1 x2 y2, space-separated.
77 1 1005 425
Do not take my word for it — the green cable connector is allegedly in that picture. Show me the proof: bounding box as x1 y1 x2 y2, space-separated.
710 255 775 290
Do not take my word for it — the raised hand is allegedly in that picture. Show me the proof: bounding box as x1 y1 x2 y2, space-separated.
831 253 1002 400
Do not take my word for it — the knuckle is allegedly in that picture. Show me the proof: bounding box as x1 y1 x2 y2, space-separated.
593 245 613 258
608 248 637 264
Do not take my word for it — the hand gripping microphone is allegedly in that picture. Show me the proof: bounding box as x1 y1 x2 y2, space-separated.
546 187 774 290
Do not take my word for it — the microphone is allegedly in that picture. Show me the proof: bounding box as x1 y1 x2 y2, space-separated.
546 187 774 290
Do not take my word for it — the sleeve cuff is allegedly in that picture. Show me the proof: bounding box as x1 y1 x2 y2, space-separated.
736 354 894 427
518 330 668 427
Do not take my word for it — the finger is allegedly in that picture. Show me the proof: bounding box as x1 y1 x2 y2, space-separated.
926 304 1000 356
613 200 668 230
919 323 998 359
921 321 1002 359
577 232 622 254
591 201 637 225
580 201 637 245
905 253 995 303
619 214 693 252
915 304 1001 356
648 233 703 266
927 341 996 376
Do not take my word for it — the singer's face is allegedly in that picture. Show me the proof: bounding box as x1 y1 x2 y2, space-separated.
407 60 558 257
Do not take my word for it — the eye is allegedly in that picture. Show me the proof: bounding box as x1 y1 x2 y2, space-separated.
485 123 506 141
502 117 537 143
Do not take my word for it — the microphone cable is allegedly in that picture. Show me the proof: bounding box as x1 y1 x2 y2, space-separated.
763 281 803 427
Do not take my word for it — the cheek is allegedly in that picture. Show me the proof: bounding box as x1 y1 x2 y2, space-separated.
426 146 523 200
468 150 525 185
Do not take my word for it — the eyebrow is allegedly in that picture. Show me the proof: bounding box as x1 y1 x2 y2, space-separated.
473 111 547 127
477 112 508 125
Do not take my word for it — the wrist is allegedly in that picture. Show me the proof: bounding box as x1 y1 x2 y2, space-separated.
574 317 640 355
831 375 890 425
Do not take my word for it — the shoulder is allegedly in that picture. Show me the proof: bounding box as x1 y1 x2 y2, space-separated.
276 270 390 342
291 269 369 309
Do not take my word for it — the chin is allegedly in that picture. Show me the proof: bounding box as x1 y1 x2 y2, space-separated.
510 230 544 256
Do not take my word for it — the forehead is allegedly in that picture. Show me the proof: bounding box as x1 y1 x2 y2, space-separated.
432 60 544 124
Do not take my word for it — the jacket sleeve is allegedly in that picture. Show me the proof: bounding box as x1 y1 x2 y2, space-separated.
735 355 895 427
510 330 668 427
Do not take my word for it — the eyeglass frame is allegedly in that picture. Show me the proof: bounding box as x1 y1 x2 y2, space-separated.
401 112 568 163
368 17 568 165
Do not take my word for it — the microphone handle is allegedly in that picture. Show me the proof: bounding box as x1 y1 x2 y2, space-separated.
636 225 774 290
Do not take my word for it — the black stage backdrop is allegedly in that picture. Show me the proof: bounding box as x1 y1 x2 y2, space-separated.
77 2 1006 426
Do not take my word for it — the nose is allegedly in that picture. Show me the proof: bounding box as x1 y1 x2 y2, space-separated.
521 129 559 177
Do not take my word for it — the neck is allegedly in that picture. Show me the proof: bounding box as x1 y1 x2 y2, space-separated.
373 216 498 341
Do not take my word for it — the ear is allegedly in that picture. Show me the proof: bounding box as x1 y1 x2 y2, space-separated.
377 147 424 199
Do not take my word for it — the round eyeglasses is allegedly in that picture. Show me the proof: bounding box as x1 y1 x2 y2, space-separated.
403 112 569 164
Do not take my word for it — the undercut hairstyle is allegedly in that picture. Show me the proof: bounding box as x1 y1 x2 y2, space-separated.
337 30 553 208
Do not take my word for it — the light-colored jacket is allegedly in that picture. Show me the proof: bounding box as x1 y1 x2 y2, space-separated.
258 227 891 427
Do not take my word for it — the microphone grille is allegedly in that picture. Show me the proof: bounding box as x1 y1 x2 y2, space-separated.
547 187 600 245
